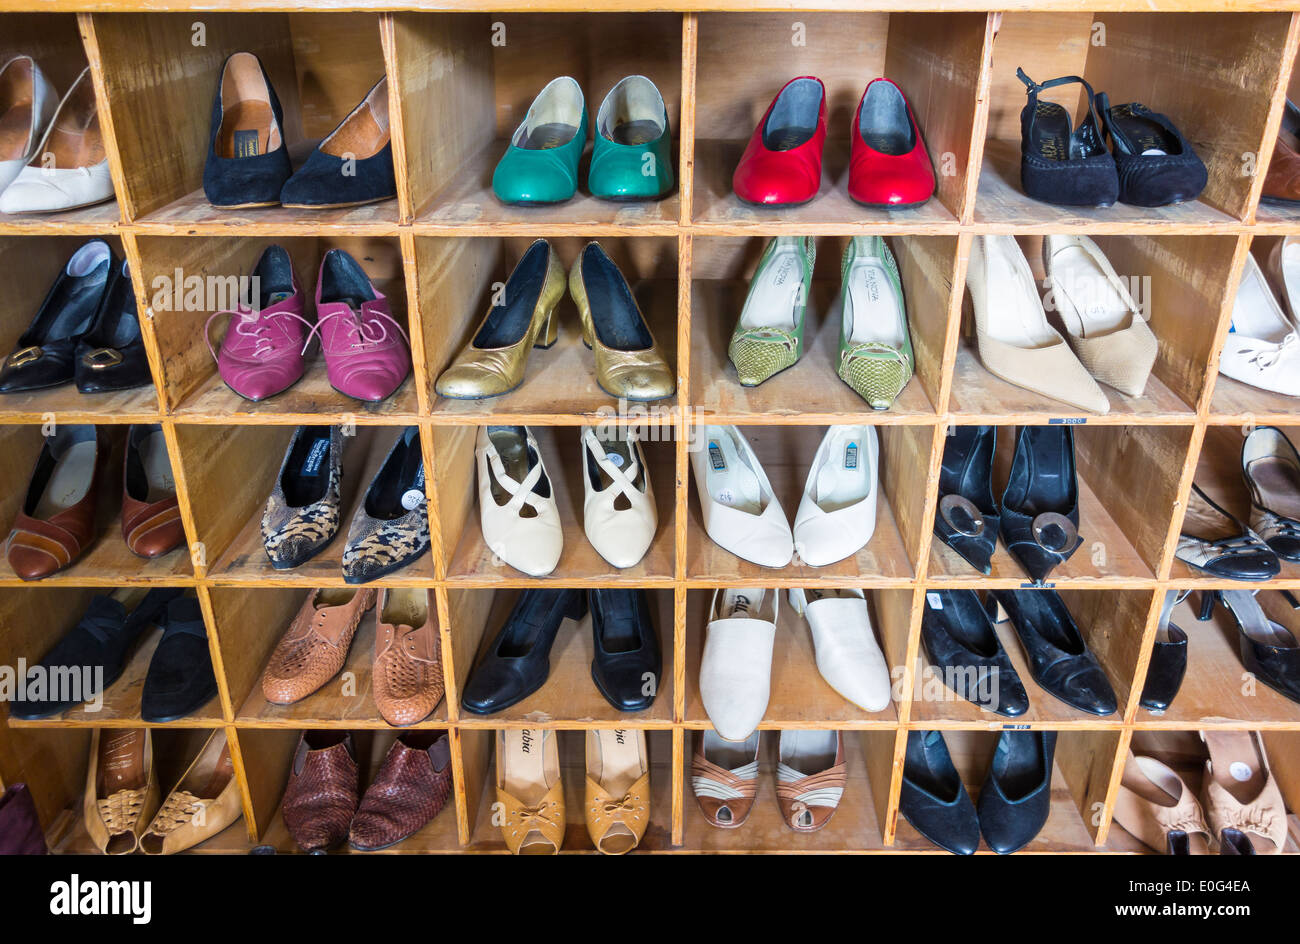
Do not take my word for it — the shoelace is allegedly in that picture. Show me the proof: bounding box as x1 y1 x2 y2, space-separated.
302 303 410 357
599 794 638 819
204 308 314 362
150 791 204 834
1243 331 1298 370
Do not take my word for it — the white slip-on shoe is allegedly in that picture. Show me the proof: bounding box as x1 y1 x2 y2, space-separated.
789 588 892 712
966 235 1109 414
0 67 114 214
700 588 778 741
581 424 656 569
690 424 794 568
1218 249 1300 398
1041 234 1158 397
0 56 57 196
476 425 563 577
793 424 878 566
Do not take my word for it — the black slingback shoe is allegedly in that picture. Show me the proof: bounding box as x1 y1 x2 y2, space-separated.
1241 425 1300 562
75 259 151 393
1096 93 1207 208
460 589 588 714
977 729 1057 855
992 588 1118 716
934 425 1000 575
899 730 980 855
920 589 1028 717
1016 68 1118 208
1000 425 1082 584
1175 484 1279 581
1215 589 1300 705
589 588 661 711
1139 590 1188 713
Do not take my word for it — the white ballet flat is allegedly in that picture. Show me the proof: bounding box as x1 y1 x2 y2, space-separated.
700 588 777 741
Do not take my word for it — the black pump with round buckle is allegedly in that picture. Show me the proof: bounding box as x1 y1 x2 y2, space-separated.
934 425 1000 575
1001 425 1082 584
1030 511 1079 555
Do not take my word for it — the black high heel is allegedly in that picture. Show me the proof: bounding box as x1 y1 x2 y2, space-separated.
1016 68 1118 208
1000 425 1082 584
1215 589 1300 706
934 425 999 575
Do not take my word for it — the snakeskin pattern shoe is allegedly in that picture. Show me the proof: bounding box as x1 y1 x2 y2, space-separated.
727 236 815 387
342 426 430 584
837 235 913 410
262 426 344 569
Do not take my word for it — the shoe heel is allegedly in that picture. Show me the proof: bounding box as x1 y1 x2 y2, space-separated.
580 317 593 351
788 588 807 617
984 593 1009 624
1197 590 1219 622
534 306 560 350
564 590 589 621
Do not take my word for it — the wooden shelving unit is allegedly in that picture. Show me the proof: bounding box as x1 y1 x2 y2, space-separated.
1 2 1300 854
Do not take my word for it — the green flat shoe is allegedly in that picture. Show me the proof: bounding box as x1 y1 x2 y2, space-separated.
727 236 815 386
492 76 587 205
588 75 674 201
838 236 914 410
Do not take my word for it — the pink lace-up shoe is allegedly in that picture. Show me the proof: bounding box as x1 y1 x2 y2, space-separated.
206 245 310 401
309 249 411 403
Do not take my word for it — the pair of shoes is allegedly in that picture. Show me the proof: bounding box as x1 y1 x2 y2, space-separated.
0 62 113 214
733 76 934 208
437 240 673 402
923 588 1116 717
496 728 650 855
207 245 410 403
261 588 444 726
1219 238 1300 398
1205 589 1300 706
967 235 1155 413
475 425 655 576
901 729 1056 855
700 588 890 741
729 236 913 409
204 53 394 209
5 424 185 579
0 241 151 394
1139 590 1190 713
261 426 430 583
1017 69 1206 208
935 425 1082 582
461 588 660 714
691 729 845 832
1263 99 1300 206
281 731 451 852
493 75 673 204
691 424 877 568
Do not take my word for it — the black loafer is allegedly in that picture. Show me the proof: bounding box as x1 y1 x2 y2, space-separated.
920 589 1029 717
934 425 1000 575
1139 590 1188 713
1001 425 1082 584
75 259 152 393
589 589 661 711
460 589 588 715
0 239 115 393
1218 589 1300 705
978 729 1057 855
992 588 1118 716
141 595 218 722
900 731 980 855
203 52 293 209
1016 69 1118 208
8 588 182 719
1097 93 1207 207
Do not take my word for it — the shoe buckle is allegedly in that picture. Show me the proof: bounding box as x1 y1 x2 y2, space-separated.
8 346 42 367
939 494 985 537
1031 512 1078 554
82 347 123 369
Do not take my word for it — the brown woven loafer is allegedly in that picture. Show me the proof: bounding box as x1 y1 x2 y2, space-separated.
348 732 452 851
373 588 445 726
261 587 374 705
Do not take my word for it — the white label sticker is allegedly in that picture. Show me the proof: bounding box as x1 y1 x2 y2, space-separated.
926 592 942 609
1229 761 1255 783
400 488 425 511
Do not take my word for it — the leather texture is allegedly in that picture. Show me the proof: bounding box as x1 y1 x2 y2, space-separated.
1219 589 1300 705
1000 425 1083 583
476 424 563 577
728 236 815 386
581 425 656 569
977 729 1057 855
588 75 674 201
261 588 375 705
341 426 429 584
934 424 1000 574
495 729 565 854
848 78 935 207
775 730 846 832
349 733 452 851
789 588 892 713
690 424 794 568
691 730 760 829
899 730 980 855
121 424 184 559
732 76 826 205
700 588 777 741
141 594 218 722
584 728 650 854
792 424 878 565
589 588 661 711
372 588 445 727
1200 731 1287 855
261 425 343 569
83 728 159 855
1112 753 1210 855
139 731 241 855
203 52 292 208
312 249 410 402
75 259 152 393
492 77 587 205
1139 590 1187 713
921 589 1029 717
282 732 358 853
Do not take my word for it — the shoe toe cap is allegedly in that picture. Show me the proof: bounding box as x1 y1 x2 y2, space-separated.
435 364 514 399
7 544 63 581
335 366 406 402
1207 550 1281 580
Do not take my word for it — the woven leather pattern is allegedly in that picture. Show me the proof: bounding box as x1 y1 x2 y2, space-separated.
349 736 452 850
282 739 359 852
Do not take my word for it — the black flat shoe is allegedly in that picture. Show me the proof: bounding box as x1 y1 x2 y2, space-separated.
203 52 293 209
1016 68 1117 208
74 259 152 393
1139 590 1188 713
7 588 182 719
589 589 661 712
460 589 588 715
0 239 115 393
1096 93 1207 208
920 589 1028 717
899 730 980 855
992 588 1118 716
141 594 218 722
1242 425 1300 562
934 425 1000 575
1216 589 1300 705
977 729 1056 855
1000 425 1082 584
1175 484 1280 581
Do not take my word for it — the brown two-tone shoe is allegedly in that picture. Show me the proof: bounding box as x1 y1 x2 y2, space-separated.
348 732 452 851
83 728 159 855
690 730 760 829
121 424 184 558
281 731 358 853
139 731 242 854
775 730 846 832
261 588 375 705
373 588 444 727
6 424 104 580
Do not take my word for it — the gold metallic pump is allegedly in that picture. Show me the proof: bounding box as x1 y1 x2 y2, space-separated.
435 239 567 399
569 241 675 402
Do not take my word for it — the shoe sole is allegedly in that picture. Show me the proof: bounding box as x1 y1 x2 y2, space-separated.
342 545 429 585
140 682 219 723
279 196 395 210
848 197 930 210
209 201 281 210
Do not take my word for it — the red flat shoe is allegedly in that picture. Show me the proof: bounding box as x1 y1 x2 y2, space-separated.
732 76 826 207
848 78 935 208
